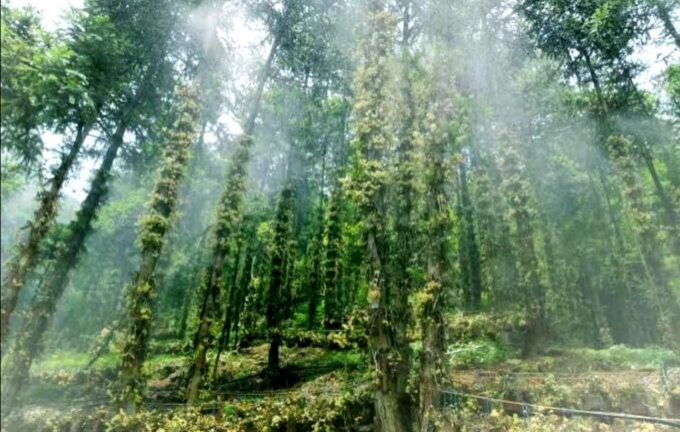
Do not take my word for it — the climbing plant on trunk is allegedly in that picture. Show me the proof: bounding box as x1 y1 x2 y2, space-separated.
497 131 547 359
186 135 254 404
348 2 413 431
1 114 129 412
266 184 296 377
118 85 200 411
418 94 457 432
1 122 92 348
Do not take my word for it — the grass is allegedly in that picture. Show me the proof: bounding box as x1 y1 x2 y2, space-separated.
33 350 118 373
565 345 679 369
315 350 364 368
33 348 187 384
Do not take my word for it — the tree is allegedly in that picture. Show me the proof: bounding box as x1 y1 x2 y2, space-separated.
348 2 413 430
324 184 344 330
1 122 92 349
265 184 296 376
418 93 457 432
184 6 282 399
608 135 680 350
186 135 253 403
118 85 200 411
497 131 547 358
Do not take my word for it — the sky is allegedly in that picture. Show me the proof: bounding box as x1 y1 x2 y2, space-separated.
8 0 679 201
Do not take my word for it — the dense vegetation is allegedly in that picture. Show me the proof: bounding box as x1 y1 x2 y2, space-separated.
1 0 679 430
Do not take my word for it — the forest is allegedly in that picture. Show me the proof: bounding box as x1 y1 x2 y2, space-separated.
0 0 679 430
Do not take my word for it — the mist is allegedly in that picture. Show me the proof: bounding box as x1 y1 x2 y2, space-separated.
1 0 679 430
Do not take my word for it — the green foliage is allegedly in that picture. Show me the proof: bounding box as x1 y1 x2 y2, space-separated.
0 153 24 206
568 345 680 370
447 339 513 369
666 64 680 119
2 0 680 428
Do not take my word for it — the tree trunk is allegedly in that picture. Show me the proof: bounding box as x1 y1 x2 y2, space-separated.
419 285 446 432
498 132 546 358
266 185 296 384
308 147 326 330
459 161 482 309
212 241 244 379
351 2 413 430
609 135 680 351
244 34 281 136
1 122 91 348
324 185 343 330
118 86 199 411
185 26 280 401
419 95 452 432
186 135 254 404
186 263 221 403
374 3 419 428
639 145 680 255
307 244 322 329
231 252 254 350
1 120 126 412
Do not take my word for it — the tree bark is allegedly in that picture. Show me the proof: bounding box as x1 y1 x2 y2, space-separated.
266 185 296 384
324 185 343 330
498 132 547 358
185 25 280 402
308 141 327 330
639 145 680 255
186 136 254 404
1 117 126 412
212 240 244 379
419 95 452 432
231 253 254 350
118 86 199 412
1 122 91 349
459 161 482 309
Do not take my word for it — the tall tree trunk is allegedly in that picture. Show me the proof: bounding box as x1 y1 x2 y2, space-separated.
459 161 482 309
118 86 200 411
308 142 327 329
498 132 546 358
1 122 92 348
324 185 343 330
212 239 245 379
352 2 412 430
231 252 254 350
307 240 322 329
377 0 419 427
578 46 608 115
177 226 213 342
266 185 296 382
185 29 280 402
244 34 281 136
609 135 680 350
419 96 453 432
186 136 254 404
1 119 127 412
638 145 680 255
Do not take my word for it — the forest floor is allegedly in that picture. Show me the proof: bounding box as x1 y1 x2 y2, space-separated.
3 339 680 431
